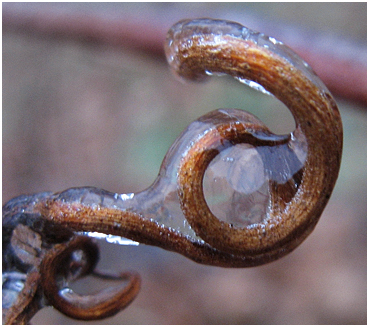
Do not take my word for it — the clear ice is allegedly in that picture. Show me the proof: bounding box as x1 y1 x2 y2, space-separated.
55 108 307 243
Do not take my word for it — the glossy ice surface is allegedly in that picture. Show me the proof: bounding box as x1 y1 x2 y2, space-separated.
55 108 307 243
165 18 329 94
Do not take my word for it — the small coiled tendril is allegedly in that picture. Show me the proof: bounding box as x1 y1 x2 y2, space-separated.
2 18 343 323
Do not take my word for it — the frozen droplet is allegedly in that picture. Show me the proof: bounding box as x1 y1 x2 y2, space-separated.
204 144 269 228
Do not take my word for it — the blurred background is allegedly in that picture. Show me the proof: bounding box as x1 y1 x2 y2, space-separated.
2 2 366 324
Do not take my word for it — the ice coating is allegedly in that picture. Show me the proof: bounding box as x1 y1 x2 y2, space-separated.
165 18 329 94
52 108 307 241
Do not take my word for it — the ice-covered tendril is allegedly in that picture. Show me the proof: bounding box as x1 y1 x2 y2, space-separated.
165 18 343 255
2 18 343 323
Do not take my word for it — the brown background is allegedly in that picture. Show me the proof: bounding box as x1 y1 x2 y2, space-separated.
3 3 366 324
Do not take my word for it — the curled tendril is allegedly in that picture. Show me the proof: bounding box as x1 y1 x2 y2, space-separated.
40 236 141 321
2 194 140 324
3 18 342 323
